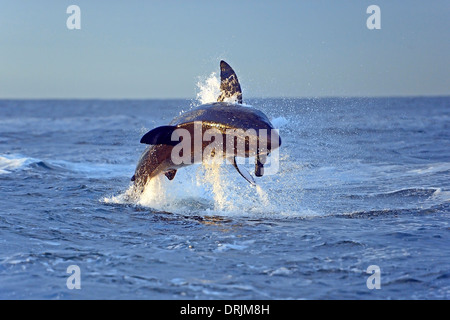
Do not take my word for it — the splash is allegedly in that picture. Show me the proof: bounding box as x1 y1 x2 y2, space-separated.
102 160 296 217
255 185 271 208
201 159 233 211
135 175 169 207
104 170 208 212
195 72 221 105
194 72 241 106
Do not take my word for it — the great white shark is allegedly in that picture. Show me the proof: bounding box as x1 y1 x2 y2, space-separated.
131 61 281 190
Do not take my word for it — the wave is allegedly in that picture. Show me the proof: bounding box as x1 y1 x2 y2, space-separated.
409 162 450 175
347 187 450 202
386 188 450 202
0 155 37 175
341 202 449 218
375 187 445 199
0 154 133 178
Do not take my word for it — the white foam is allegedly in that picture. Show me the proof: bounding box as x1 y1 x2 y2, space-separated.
195 72 221 105
0 155 33 174
430 187 450 203
0 153 133 178
409 162 450 175
103 161 320 219
215 242 249 252
194 72 243 106
103 165 208 211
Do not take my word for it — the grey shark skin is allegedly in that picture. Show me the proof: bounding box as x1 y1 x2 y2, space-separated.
132 61 281 190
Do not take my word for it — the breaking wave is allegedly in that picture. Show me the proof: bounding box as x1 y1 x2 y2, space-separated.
0 155 37 174
0 154 132 178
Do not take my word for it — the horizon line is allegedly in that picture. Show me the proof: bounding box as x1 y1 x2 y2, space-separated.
0 94 449 101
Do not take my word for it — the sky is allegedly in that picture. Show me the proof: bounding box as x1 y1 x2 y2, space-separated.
0 0 449 99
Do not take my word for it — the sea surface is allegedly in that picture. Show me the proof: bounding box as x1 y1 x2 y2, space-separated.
0 97 449 299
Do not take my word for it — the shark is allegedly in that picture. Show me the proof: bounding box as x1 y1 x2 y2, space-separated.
131 60 281 190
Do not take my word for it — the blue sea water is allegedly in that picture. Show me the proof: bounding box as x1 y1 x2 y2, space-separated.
0 97 449 299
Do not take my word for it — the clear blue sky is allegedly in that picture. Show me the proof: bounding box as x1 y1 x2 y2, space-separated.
0 0 449 99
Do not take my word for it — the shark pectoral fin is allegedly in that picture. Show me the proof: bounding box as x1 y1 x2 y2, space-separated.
164 169 177 181
140 125 179 145
217 60 243 104
255 154 266 177
230 157 255 186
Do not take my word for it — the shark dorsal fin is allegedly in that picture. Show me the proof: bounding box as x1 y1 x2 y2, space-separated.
217 60 243 104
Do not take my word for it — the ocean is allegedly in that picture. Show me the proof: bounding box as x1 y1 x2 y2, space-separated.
0 97 449 299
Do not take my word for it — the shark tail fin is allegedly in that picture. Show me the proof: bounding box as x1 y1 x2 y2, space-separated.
217 60 243 104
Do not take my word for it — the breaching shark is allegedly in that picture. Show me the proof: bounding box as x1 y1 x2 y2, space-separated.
131 61 281 190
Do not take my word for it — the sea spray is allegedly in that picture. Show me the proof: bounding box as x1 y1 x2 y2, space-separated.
255 185 271 208
194 72 241 106
138 175 169 208
195 72 221 106
104 160 282 217
201 159 233 211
